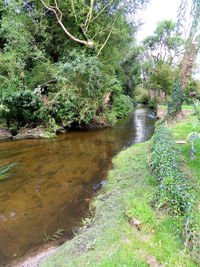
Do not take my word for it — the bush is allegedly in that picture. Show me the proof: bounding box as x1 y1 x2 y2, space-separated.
148 97 157 109
112 94 134 118
0 89 42 132
135 86 149 104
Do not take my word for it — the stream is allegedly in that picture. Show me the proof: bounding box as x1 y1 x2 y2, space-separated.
0 105 155 266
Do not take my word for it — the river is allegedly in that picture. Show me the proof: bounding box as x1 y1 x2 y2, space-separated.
0 105 155 266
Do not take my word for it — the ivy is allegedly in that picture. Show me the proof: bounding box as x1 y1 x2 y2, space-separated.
150 125 199 251
168 79 184 116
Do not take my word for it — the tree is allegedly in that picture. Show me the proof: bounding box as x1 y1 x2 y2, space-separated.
167 0 200 117
147 63 176 105
142 20 183 66
140 20 183 102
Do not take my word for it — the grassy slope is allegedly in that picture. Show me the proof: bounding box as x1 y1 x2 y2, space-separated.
41 133 198 266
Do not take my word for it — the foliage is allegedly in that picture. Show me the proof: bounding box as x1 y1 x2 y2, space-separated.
140 20 183 105
112 94 134 118
118 46 142 98
185 78 200 104
0 0 146 134
0 89 43 133
142 20 183 66
135 86 149 104
148 97 157 109
148 64 175 95
150 124 198 250
168 79 184 116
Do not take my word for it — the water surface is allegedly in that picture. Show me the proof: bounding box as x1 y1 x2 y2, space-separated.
0 106 155 265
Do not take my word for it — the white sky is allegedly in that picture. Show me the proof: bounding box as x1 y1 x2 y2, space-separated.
136 0 181 43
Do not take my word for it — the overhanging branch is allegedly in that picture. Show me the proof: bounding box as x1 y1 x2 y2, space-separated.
40 0 94 46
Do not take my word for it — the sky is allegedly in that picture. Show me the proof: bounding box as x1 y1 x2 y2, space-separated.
136 0 181 43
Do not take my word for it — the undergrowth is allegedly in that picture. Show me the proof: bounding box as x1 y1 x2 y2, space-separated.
150 124 199 255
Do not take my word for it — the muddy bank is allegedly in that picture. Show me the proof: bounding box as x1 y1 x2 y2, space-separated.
156 106 193 119
0 127 52 141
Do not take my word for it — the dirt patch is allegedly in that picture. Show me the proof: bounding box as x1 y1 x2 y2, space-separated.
12 243 58 267
146 256 163 267
13 127 50 140
156 107 193 120
0 127 51 141
0 127 12 140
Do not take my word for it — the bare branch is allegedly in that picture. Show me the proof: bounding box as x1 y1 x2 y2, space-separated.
85 0 94 31
97 17 117 56
40 0 94 47
71 0 78 23
92 26 112 39
54 0 62 20
90 0 113 23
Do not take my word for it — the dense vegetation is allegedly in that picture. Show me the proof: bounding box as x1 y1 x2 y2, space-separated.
150 124 199 251
0 0 146 135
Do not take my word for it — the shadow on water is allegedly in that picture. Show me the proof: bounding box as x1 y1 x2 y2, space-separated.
0 105 155 265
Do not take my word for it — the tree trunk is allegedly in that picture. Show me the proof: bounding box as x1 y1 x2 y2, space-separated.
179 41 198 90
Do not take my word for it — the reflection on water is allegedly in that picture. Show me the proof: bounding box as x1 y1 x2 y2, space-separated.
0 106 155 265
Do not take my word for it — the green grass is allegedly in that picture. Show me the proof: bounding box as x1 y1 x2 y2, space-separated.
170 115 200 186
41 141 197 267
160 105 194 110
170 116 200 259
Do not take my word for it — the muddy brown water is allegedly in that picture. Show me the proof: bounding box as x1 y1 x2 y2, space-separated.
0 106 155 266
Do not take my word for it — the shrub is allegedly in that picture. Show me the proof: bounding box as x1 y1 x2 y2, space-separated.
148 97 157 109
135 86 149 104
112 94 134 118
0 89 42 132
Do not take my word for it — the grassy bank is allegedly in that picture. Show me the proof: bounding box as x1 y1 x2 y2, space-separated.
160 105 194 111
41 114 200 267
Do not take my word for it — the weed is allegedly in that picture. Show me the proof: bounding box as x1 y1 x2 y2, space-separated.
43 229 65 243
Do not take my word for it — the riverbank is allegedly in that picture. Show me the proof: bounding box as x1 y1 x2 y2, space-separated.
0 126 55 140
37 114 199 267
156 105 194 119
